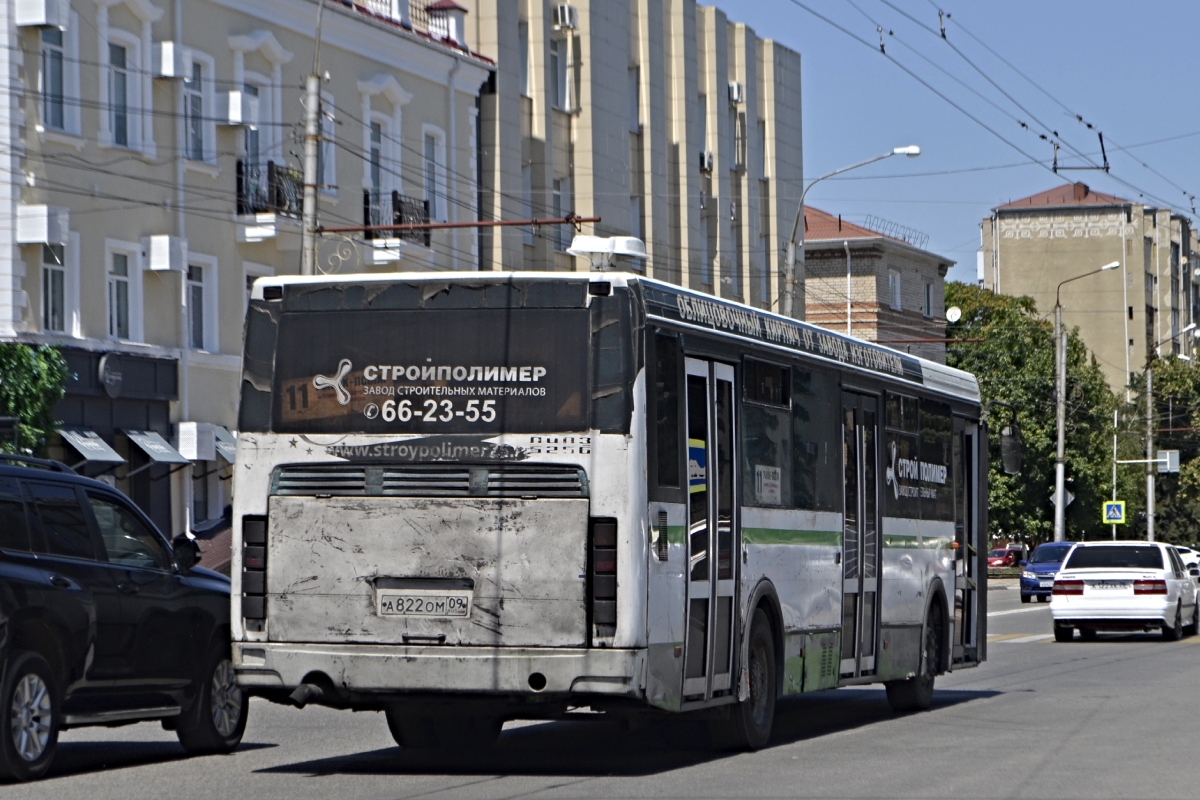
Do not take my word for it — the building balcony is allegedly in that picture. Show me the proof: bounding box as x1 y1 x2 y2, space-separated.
235 160 303 243
339 1 470 50
363 189 432 265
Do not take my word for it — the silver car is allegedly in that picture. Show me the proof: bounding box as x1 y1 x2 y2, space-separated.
1050 541 1200 642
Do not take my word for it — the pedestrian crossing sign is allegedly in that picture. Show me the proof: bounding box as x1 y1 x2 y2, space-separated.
1103 501 1126 524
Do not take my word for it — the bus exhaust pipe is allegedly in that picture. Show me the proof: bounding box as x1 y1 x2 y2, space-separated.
289 683 325 709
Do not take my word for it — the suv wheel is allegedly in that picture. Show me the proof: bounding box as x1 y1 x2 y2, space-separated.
176 646 248 754
0 652 59 781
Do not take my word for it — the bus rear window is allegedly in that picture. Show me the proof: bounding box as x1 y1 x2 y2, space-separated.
268 308 590 434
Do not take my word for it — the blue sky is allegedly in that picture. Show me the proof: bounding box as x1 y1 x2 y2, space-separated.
728 0 1200 285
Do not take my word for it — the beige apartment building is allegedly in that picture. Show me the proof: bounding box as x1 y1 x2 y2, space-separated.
0 0 490 534
461 0 804 310
981 182 1197 393
803 207 951 364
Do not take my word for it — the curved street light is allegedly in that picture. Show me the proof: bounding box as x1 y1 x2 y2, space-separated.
781 146 921 319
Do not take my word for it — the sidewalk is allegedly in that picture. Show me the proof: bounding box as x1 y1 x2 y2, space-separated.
989 578 1019 591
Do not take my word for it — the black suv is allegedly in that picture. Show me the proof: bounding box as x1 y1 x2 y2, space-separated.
0 456 247 781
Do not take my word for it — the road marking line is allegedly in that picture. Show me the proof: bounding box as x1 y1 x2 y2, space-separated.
988 607 1047 617
986 633 1034 642
996 634 1054 644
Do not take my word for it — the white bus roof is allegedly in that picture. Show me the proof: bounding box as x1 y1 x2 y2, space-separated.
251 271 980 405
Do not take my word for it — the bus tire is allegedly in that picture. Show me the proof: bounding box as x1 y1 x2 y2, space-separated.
885 602 942 713
710 608 776 751
385 707 502 750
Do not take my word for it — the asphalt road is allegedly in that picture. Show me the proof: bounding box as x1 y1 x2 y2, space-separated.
9 584 1199 799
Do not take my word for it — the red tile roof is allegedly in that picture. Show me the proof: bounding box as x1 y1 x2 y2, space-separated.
804 206 904 243
995 182 1128 210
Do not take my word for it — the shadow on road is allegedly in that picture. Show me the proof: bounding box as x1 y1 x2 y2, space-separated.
258 688 999 778
24 741 278 783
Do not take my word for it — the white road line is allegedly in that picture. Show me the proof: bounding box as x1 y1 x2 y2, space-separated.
988 607 1047 617
996 634 1054 644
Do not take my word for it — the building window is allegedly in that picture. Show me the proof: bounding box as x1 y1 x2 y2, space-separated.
889 271 902 311
184 62 204 160
109 43 129 147
519 21 530 98
192 463 209 523
424 132 442 221
243 84 260 173
187 265 205 350
521 164 533 246
552 178 565 250
549 39 567 110
628 67 640 133
42 244 65 333
41 28 65 130
108 253 130 339
923 282 933 318
759 179 771 306
370 122 383 196
319 94 336 193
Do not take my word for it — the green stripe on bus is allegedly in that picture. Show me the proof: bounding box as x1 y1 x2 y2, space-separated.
883 534 953 549
651 526 688 545
742 528 842 546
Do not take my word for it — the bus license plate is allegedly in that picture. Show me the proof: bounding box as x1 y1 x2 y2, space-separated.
377 590 472 617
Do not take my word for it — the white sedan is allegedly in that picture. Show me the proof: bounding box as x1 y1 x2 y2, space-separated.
1050 541 1200 642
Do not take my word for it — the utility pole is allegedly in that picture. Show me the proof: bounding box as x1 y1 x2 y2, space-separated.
300 0 328 277
1146 366 1155 542
1053 261 1120 542
1054 303 1066 542
1111 408 1118 541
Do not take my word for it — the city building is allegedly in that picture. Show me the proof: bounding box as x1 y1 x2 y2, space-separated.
980 182 1197 393
802 207 951 363
0 0 491 533
461 0 804 311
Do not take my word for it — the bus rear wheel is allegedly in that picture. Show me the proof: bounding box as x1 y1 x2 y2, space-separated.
886 603 942 713
385 706 502 750
709 608 776 751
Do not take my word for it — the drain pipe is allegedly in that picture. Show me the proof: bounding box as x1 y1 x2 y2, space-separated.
174 0 191 537
447 56 461 270
844 240 851 336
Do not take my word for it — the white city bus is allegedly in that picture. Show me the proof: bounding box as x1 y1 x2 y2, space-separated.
231 272 987 749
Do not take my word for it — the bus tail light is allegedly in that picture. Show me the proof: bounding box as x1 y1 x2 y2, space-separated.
590 518 617 642
1134 579 1168 595
242 516 267 622
1052 579 1084 596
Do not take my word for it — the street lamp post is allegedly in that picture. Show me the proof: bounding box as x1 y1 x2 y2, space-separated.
781 146 921 319
1054 261 1120 542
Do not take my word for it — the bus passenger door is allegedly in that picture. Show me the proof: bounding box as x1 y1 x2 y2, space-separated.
683 358 738 701
952 420 980 664
841 393 880 679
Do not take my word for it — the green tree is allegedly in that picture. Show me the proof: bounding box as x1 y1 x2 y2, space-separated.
0 343 68 455
1130 355 1200 546
944 282 1121 546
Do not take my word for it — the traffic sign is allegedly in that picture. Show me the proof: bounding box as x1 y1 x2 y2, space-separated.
1103 501 1126 524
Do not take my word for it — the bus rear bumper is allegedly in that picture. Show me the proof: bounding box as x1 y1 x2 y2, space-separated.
233 642 646 699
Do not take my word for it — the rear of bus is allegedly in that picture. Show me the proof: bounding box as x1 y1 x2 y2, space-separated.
231 274 646 711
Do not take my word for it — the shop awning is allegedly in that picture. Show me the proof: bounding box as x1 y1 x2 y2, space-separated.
122 430 190 465
58 428 125 465
213 426 236 463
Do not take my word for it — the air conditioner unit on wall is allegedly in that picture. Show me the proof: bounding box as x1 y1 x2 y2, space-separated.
152 41 191 79
553 4 578 31
728 81 744 104
699 151 714 173
15 0 69 29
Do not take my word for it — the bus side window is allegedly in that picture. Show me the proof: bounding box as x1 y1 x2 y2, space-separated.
742 358 791 507
792 368 839 511
654 332 681 489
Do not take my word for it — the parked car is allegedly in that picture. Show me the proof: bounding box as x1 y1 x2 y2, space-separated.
1050 540 1200 642
988 546 1025 568
1020 541 1076 603
1174 546 1200 569
0 456 246 781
